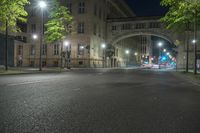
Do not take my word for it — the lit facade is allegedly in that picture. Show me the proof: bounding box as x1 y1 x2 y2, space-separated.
13 0 135 68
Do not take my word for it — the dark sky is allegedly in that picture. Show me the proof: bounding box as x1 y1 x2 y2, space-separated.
125 0 168 17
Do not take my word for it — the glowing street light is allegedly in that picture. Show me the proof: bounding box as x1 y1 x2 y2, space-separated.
157 42 163 69
64 41 69 47
101 43 106 68
158 42 163 47
167 52 170 56
134 52 138 56
192 39 197 44
80 46 84 49
38 1 47 9
163 49 167 52
32 34 38 40
125 50 130 54
101 43 106 49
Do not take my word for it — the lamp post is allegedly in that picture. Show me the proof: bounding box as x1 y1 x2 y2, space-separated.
101 43 106 68
190 0 198 74
64 41 71 69
32 34 38 67
134 52 138 64
158 42 163 69
38 1 47 71
125 50 130 67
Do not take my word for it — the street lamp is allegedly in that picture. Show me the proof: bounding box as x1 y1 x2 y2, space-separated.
134 52 138 56
158 42 163 47
38 0 47 71
64 41 69 47
38 1 47 8
192 39 197 44
101 43 106 68
63 40 71 69
80 46 84 49
163 49 167 52
32 34 38 40
101 43 106 49
167 52 170 56
157 42 163 69
125 50 130 54
125 50 130 67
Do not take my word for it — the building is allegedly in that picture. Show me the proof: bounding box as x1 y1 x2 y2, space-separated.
11 0 135 68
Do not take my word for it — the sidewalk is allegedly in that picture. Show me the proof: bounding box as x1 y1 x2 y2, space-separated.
170 70 200 86
0 67 71 75
0 67 141 75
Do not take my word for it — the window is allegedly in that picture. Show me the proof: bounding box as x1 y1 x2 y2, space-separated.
149 22 161 28
53 44 59 55
121 24 131 30
42 61 46 67
141 36 147 44
31 24 36 33
18 45 23 55
78 2 85 14
42 44 47 55
54 61 59 67
30 61 35 67
17 23 27 33
112 26 117 30
30 45 35 55
30 9 36 17
78 44 84 55
67 2 72 13
78 22 84 33
135 23 145 29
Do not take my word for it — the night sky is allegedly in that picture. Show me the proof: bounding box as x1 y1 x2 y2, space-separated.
125 0 168 17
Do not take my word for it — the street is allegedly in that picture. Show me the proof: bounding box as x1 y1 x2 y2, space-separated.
0 69 200 133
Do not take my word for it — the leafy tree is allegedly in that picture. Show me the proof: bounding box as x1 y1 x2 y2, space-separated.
0 0 29 70
160 0 200 73
45 0 73 68
45 1 73 43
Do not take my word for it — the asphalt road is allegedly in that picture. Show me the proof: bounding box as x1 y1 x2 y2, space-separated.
0 70 200 133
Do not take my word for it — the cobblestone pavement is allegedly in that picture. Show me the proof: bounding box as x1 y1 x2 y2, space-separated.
0 70 200 133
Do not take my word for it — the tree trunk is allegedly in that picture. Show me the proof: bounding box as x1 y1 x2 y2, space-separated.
5 20 8 71
60 41 63 69
186 23 189 72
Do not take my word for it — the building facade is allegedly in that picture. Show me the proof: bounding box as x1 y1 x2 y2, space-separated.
12 0 135 68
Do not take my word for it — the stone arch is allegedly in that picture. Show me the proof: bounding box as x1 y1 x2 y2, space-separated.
108 30 175 46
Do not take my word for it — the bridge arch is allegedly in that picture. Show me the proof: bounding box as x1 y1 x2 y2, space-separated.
109 30 175 46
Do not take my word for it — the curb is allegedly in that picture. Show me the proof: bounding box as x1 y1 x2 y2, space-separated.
0 70 72 76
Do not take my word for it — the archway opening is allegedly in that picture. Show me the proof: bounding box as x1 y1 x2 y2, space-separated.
109 34 177 69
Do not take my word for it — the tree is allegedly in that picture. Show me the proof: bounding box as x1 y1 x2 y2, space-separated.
45 0 73 68
0 0 29 70
160 0 200 74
